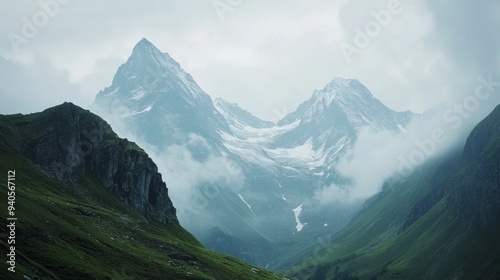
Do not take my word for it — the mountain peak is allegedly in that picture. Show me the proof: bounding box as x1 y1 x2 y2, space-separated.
94 37 202 102
93 39 233 145
314 77 373 102
132 37 158 53
327 77 356 87
128 38 179 68
138 37 152 44
278 77 411 132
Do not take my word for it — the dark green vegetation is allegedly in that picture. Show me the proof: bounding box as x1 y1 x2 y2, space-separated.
1 101 499 280
0 103 288 280
286 105 500 280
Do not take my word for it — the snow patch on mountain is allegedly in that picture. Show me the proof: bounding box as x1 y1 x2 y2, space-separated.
263 139 328 170
238 194 256 216
130 91 145 101
293 204 306 232
129 102 155 116
219 120 301 165
224 120 300 142
104 88 119 97
274 179 283 188
214 97 274 130
398 124 408 132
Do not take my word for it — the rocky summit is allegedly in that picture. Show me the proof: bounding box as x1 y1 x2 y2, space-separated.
11 102 177 224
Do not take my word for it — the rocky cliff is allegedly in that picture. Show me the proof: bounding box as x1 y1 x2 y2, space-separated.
455 105 500 227
1 102 177 223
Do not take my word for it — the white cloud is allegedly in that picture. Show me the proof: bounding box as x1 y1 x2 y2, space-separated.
0 0 447 120
0 55 84 114
143 136 245 226
314 126 409 205
2 0 498 210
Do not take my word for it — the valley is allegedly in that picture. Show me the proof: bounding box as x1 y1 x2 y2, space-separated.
1 35 499 280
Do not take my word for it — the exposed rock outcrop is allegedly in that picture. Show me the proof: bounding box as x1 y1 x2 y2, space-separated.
4 102 177 223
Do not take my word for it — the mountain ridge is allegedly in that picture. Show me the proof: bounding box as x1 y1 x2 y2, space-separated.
214 97 274 129
91 38 416 269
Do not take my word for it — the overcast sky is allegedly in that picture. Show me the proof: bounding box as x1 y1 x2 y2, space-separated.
0 0 499 120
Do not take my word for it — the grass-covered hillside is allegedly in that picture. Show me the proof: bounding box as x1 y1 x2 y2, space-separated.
0 103 288 280
285 105 500 280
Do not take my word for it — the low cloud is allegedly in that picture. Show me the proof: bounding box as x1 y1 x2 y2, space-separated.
313 0 500 206
314 127 406 205
139 133 245 230
0 56 84 114
315 76 499 205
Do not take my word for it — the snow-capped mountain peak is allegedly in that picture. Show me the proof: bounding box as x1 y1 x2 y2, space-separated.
313 77 374 105
98 37 207 106
279 77 409 132
308 78 375 118
92 39 232 146
268 77 414 174
91 40 416 267
129 37 182 73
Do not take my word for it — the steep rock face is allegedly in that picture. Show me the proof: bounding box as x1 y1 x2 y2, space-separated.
86 141 176 223
7 102 177 224
455 105 500 227
463 105 500 163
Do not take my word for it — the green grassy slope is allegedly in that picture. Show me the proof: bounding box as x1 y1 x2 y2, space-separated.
285 106 500 280
0 104 289 280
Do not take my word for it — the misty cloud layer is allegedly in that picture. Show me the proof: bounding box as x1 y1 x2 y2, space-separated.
1 1 498 211
0 56 83 114
313 0 499 204
3 1 497 120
